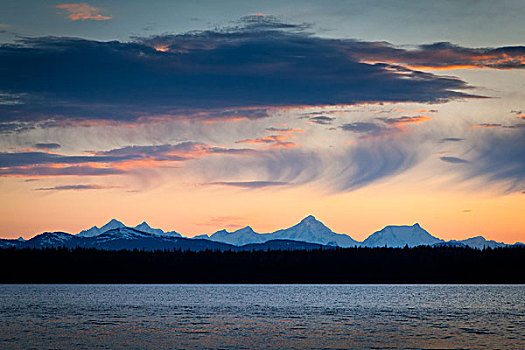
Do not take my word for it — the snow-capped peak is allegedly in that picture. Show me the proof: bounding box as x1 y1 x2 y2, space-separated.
100 219 125 232
209 226 265 245
134 221 159 234
78 219 181 238
77 225 101 237
136 221 151 229
363 223 442 247
457 236 506 249
233 226 255 234
78 219 125 237
268 215 358 247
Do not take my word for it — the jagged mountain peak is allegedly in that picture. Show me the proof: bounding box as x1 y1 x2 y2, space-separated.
269 215 359 247
300 215 318 223
209 225 264 245
101 219 125 230
233 226 255 233
138 221 150 227
3 217 514 251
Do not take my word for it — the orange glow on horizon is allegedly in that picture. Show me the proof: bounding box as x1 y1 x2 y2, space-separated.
154 45 170 52
1 178 524 244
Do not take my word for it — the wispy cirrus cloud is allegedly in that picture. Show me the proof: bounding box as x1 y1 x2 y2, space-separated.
332 138 420 192
463 128 525 192
56 3 112 21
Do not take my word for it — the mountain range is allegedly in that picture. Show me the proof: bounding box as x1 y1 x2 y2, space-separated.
0 216 519 251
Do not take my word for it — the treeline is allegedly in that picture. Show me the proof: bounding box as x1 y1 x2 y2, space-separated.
0 246 524 283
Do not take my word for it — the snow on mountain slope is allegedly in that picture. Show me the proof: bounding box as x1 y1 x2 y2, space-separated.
78 219 125 237
78 219 181 238
78 225 101 237
24 232 74 248
457 236 506 249
6 215 517 251
89 227 157 244
100 219 126 232
266 215 360 247
134 222 181 237
362 223 442 247
209 226 266 245
206 215 359 247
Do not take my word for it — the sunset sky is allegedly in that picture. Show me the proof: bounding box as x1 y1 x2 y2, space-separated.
0 0 524 242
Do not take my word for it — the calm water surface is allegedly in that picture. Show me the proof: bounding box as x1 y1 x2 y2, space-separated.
0 284 523 349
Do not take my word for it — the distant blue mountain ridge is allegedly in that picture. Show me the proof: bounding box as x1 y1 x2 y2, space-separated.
0 216 520 251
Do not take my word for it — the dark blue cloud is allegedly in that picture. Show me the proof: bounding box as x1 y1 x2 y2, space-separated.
0 165 124 176
440 156 469 164
34 143 61 149
0 142 253 177
307 116 336 125
340 116 431 137
440 137 464 142
346 40 525 69
341 122 386 134
0 151 137 167
0 17 480 127
35 184 116 191
205 181 288 188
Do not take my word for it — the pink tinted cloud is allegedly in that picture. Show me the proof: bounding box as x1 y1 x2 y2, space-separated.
356 43 525 70
0 165 124 177
342 115 432 139
0 142 255 178
194 216 248 230
35 184 122 191
265 127 306 134
235 127 305 149
236 134 298 149
379 115 433 128
56 3 112 21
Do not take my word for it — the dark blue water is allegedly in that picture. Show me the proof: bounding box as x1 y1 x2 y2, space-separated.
0 285 523 349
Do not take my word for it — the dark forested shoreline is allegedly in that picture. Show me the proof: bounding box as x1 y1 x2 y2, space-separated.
1 246 523 283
